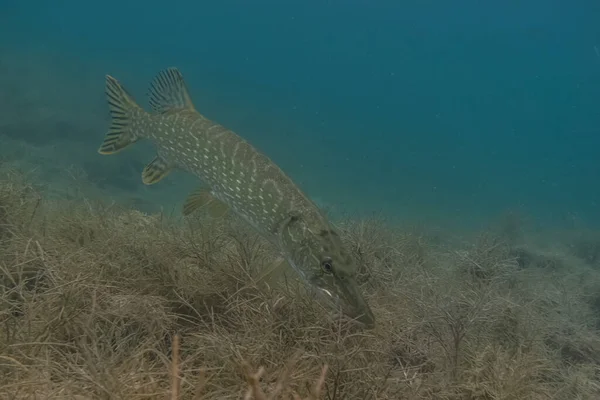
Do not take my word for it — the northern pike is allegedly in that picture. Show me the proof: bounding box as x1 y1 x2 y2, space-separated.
98 67 375 327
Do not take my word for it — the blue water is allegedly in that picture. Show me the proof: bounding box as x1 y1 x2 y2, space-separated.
2 0 600 230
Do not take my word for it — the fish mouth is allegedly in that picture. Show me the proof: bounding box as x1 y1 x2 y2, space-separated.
315 277 375 328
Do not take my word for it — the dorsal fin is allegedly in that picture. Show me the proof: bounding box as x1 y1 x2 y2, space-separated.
147 67 196 113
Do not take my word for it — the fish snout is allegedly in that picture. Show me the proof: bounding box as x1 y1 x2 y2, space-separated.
316 275 375 328
343 280 375 328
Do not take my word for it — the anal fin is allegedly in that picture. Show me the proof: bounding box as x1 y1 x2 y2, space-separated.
183 188 229 218
99 130 137 155
142 156 172 185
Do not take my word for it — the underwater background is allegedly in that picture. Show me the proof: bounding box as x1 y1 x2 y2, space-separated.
1 0 600 230
5 2 600 398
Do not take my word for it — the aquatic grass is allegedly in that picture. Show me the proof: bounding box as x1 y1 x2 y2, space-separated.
0 167 599 398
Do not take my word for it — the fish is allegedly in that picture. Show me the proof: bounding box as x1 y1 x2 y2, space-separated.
97 67 375 327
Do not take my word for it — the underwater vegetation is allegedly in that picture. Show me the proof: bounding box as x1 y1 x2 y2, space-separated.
1 167 600 399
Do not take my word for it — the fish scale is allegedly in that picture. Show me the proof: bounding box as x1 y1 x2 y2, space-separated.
98 67 375 327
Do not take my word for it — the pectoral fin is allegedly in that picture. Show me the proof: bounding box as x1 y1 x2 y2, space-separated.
258 256 292 285
183 188 229 217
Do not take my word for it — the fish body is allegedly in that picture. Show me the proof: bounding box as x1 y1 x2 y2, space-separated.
98 68 375 327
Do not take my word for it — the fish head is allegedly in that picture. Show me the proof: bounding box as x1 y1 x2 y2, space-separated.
280 213 375 328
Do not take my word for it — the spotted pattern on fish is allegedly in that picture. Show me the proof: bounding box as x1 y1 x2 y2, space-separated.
98 67 375 327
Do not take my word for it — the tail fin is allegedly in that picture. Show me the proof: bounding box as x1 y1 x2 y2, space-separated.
98 75 142 155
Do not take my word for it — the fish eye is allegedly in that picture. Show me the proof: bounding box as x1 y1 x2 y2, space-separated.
321 257 333 273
